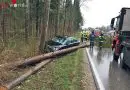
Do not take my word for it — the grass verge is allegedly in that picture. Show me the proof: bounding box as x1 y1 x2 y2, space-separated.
13 49 83 90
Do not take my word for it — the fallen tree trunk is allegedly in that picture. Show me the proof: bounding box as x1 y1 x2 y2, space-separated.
0 44 88 69
17 44 88 67
0 44 88 90
0 59 51 90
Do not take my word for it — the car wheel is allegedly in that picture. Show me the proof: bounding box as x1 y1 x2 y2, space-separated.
113 53 119 62
120 53 127 69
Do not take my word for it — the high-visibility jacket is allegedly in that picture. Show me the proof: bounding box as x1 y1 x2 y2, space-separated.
81 31 86 38
86 32 89 36
80 31 84 37
98 35 105 42
83 32 87 38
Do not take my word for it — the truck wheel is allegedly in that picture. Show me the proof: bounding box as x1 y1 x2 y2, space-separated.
120 53 127 69
113 53 119 62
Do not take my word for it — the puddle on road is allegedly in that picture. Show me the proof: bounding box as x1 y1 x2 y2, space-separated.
88 47 130 90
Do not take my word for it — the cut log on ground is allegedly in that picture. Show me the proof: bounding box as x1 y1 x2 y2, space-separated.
17 44 88 67
0 59 51 90
0 44 88 69
0 44 88 68
0 44 87 69
0 44 88 90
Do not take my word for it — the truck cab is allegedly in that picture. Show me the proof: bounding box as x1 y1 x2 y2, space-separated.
110 7 130 69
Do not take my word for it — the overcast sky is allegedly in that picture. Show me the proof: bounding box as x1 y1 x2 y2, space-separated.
81 0 130 28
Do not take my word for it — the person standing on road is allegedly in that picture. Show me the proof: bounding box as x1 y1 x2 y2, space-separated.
98 32 105 48
86 31 90 41
112 31 120 51
111 31 123 61
80 30 84 43
89 30 95 49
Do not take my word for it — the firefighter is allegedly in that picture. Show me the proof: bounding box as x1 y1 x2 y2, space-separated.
98 32 105 48
86 31 90 41
84 31 88 41
89 30 95 49
80 30 84 43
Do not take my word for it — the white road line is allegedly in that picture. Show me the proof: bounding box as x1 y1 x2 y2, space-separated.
86 48 105 90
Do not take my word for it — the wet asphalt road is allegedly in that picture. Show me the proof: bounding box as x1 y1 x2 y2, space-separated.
87 47 130 90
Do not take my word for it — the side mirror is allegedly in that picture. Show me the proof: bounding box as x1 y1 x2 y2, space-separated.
110 18 115 29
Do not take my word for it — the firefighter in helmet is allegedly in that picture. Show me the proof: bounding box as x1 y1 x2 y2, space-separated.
98 32 105 48
80 30 84 43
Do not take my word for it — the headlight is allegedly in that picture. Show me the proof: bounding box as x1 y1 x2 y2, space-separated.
54 47 59 51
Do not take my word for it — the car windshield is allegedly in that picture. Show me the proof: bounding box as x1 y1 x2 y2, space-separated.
52 36 66 44
62 37 73 45
47 40 62 45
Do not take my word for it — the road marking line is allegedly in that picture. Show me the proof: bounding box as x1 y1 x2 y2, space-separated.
86 48 105 90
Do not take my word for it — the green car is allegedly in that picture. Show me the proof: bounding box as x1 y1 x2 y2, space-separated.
45 36 80 52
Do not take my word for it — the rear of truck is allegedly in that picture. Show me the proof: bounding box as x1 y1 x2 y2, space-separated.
118 8 130 68
111 8 130 68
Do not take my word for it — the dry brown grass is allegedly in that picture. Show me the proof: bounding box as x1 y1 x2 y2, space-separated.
0 49 21 64
0 49 22 83
0 38 38 84
0 65 32 84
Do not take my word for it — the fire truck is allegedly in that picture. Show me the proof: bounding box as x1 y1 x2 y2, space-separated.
110 7 130 69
